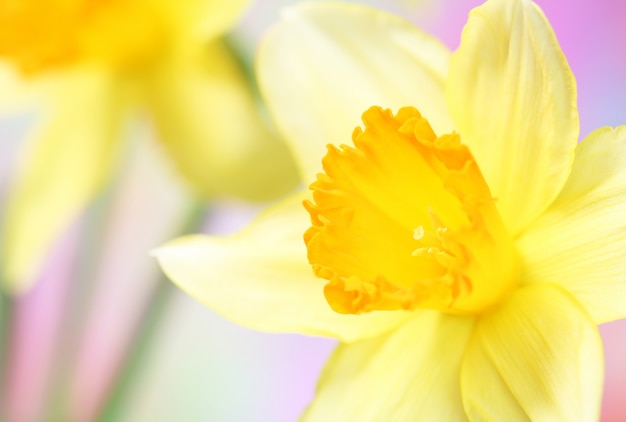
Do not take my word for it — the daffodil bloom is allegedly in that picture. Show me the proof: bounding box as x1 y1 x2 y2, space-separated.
156 0 626 419
0 0 298 292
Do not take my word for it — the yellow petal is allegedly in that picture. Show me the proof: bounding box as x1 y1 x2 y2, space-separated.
190 0 250 39
0 64 23 109
303 312 474 421
2 69 126 293
447 0 578 235
155 194 412 342
0 64 37 112
257 2 453 181
517 126 626 324
152 0 250 41
461 283 603 421
143 40 299 201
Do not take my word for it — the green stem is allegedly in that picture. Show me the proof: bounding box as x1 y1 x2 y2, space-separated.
97 201 209 422
43 186 121 422
0 288 11 398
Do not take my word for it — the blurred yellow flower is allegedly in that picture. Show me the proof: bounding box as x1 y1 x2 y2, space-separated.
156 0 626 419
0 0 298 292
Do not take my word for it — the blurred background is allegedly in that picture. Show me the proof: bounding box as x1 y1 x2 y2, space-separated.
0 0 625 421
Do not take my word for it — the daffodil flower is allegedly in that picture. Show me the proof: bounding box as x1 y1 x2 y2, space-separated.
0 0 298 292
156 0 626 419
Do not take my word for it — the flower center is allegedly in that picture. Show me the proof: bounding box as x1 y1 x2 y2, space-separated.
304 106 519 316
0 0 165 74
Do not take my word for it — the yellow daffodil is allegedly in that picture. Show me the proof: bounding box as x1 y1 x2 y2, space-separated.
0 0 298 292
156 0 626 419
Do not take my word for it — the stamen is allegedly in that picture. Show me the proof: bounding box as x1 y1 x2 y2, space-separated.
413 226 425 241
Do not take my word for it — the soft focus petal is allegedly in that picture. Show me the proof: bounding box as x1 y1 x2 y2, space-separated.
447 0 578 235
517 126 626 324
0 63 57 113
154 0 251 41
303 312 473 421
257 2 453 180
155 193 412 342
144 40 299 201
190 0 251 39
0 64 35 112
461 283 603 421
2 69 126 292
